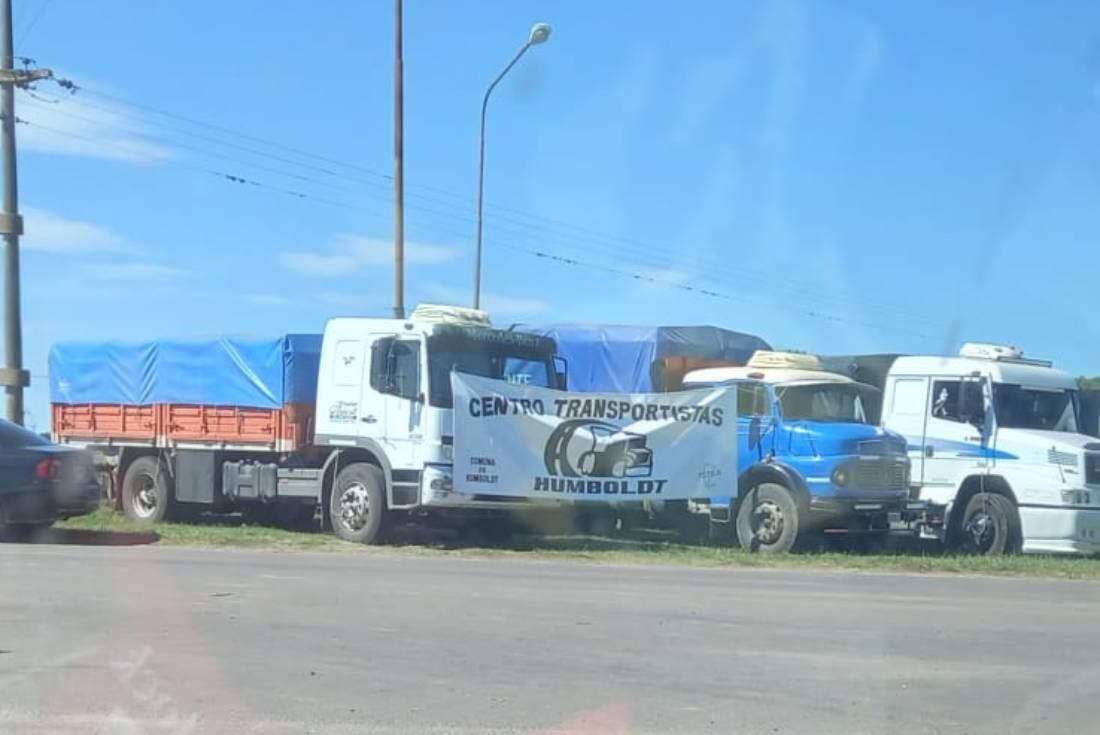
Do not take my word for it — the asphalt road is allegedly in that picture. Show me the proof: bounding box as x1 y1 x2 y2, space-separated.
1 543 1098 735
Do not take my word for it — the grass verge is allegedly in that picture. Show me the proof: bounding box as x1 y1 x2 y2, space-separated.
55 507 1100 579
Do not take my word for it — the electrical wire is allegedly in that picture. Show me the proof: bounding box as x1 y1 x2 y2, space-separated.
52 84 927 321
15 116 936 339
17 0 57 43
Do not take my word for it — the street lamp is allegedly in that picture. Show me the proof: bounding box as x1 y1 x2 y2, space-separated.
472 22 552 310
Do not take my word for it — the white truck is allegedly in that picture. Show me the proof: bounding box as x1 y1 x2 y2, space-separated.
823 343 1100 555
51 305 566 544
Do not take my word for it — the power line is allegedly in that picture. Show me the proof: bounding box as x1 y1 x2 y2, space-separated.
55 84 927 321
411 216 937 339
15 116 929 337
16 117 386 217
14 117 935 337
16 0 55 42
18 96 354 192
15 106 935 337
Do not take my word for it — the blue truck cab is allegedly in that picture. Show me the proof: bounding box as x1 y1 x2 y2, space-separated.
683 351 919 553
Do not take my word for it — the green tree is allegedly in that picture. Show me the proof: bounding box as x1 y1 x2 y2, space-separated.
1078 376 1100 390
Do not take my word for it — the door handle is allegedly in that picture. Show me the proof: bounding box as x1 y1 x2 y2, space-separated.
360 415 377 424
965 436 981 442
924 446 934 458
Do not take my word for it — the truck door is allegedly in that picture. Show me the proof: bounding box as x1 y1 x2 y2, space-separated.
737 382 771 465
361 335 425 468
922 376 989 504
884 377 930 487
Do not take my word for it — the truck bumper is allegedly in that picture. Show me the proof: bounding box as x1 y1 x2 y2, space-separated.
1018 505 1100 556
419 464 568 511
808 497 925 533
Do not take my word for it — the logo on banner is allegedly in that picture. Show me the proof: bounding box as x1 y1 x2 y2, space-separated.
543 420 653 478
452 373 736 500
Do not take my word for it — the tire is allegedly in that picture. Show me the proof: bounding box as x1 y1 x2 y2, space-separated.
121 456 172 525
735 483 800 554
329 463 388 544
954 493 1021 555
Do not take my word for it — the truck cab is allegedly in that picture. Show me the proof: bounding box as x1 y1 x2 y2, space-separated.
878 343 1100 554
683 351 914 553
314 305 564 541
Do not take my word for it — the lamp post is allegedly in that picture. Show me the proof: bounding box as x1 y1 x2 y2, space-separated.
472 22 551 310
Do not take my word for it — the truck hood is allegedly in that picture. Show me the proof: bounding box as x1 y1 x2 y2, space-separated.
780 422 906 458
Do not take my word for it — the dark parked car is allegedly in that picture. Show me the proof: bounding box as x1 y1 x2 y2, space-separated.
0 419 100 538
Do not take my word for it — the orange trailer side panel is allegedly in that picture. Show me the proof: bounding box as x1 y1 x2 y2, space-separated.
53 401 315 450
52 403 158 442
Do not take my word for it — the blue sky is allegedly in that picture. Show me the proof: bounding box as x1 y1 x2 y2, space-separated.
11 0 1100 429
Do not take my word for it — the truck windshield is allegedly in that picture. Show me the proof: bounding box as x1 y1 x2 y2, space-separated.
776 383 873 423
992 384 1079 432
427 337 555 408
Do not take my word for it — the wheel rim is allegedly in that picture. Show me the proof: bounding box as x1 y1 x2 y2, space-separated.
751 500 785 545
964 509 996 552
131 474 159 519
338 482 370 531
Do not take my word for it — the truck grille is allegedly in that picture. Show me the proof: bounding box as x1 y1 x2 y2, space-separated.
852 460 908 492
858 440 889 455
1086 454 1100 486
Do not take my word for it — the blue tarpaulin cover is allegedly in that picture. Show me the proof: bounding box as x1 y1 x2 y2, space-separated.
49 334 322 409
515 324 771 392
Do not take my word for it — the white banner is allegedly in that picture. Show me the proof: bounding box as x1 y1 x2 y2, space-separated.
452 373 737 501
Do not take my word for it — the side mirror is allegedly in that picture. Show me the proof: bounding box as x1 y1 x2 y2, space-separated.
748 416 762 451
960 381 986 430
553 356 568 390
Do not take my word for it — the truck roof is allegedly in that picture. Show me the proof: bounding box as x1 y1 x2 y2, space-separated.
684 365 857 386
889 355 1076 389
323 318 557 353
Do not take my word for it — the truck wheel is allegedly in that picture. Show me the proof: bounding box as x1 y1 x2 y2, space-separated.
121 456 172 525
329 463 388 544
736 483 800 554
956 493 1021 555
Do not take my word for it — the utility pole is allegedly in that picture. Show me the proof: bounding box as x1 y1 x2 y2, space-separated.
392 0 405 319
0 0 43 425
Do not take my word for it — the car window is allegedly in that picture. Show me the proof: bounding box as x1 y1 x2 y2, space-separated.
930 380 964 422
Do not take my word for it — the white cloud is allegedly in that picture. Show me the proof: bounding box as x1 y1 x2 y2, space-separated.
317 291 381 311
278 234 460 277
337 234 458 266
242 293 297 306
671 56 745 146
17 88 175 164
482 292 548 316
22 206 132 254
81 262 190 279
277 251 359 276
423 283 547 318
842 22 883 108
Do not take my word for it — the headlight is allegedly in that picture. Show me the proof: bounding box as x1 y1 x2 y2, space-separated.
430 475 453 493
831 466 850 487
